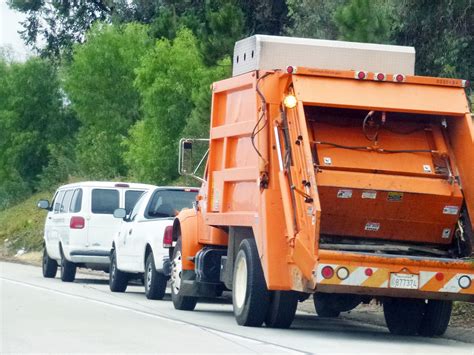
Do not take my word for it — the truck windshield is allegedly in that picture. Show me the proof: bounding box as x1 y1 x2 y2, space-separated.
146 189 198 218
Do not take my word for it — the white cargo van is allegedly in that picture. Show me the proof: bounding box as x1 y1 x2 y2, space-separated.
38 181 154 282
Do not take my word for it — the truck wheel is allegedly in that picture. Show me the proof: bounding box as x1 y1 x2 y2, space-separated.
171 238 198 311
418 300 452 336
60 252 76 282
109 249 129 292
265 291 298 328
383 298 425 335
232 238 270 327
42 247 57 278
145 252 167 300
314 293 340 318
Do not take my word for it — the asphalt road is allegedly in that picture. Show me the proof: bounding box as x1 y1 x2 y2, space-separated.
1 262 473 354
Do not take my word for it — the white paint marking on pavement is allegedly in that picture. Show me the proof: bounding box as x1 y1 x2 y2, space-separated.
0 277 308 355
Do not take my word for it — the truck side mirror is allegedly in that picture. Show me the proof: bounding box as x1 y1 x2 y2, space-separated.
178 138 209 183
37 199 50 210
113 208 127 219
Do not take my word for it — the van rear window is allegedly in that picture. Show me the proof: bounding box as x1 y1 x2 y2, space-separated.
91 189 119 214
125 190 145 214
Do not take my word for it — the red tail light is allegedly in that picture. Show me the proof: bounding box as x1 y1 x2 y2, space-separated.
355 71 367 80
163 226 173 248
375 72 386 81
286 65 295 74
70 216 85 229
321 266 334 279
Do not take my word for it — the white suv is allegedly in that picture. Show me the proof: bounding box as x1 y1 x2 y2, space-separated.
38 181 154 282
109 187 198 299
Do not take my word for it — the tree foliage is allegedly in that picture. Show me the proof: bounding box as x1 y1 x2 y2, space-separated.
64 23 151 179
125 29 228 184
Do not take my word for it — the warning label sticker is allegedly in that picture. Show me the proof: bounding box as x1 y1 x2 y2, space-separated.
387 192 403 202
365 222 380 232
337 189 353 199
362 190 377 199
443 206 459 215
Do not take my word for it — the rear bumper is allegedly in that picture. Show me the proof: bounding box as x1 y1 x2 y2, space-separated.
69 250 110 264
314 250 474 302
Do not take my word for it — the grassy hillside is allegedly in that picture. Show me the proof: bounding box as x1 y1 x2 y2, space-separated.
0 191 53 254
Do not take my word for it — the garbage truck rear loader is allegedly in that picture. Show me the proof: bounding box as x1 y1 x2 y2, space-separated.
169 35 474 336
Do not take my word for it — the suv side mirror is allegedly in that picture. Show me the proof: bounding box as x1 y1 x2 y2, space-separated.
178 138 209 183
113 208 127 219
37 199 50 210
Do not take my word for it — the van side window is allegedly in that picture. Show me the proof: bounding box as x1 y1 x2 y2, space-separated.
91 189 119 214
53 191 65 214
61 190 74 213
70 188 83 213
125 190 144 214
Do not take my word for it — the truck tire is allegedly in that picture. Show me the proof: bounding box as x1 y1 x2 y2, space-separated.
171 238 198 311
109 249 129 292
314 293 340 318
232 238 270 327
145 252 167 300
418 300 452 336
60 252 76 282
383 298 425 335
42 247 57 278
265 291 298 328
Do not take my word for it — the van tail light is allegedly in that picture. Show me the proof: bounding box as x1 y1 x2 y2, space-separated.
70 216 85 229
163 226 173 248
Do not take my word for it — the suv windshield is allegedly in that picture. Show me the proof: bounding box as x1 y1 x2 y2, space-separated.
147 189 198 218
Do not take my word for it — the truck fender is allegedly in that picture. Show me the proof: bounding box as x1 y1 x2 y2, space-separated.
173 208 201 271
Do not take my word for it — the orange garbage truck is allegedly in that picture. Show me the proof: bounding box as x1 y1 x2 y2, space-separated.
168 35 474 336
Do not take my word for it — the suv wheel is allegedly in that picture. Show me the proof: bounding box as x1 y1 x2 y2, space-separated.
60 252 76 282
42 247 58 278
109 249 129 292
144 252 167 300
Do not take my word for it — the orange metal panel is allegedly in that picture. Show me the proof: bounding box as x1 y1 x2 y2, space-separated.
293 76 469 115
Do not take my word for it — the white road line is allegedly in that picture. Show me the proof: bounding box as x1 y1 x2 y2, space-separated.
0 277 308 355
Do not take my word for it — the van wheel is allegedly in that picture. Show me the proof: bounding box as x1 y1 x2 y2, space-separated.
171 238 197 311
145 253 167 300
109 249 129 292
418 300 452 336
42 247 57 278
383 298 425 335
60 253 76 282
265 291 298 328
314 293 340 318
232 238 270 327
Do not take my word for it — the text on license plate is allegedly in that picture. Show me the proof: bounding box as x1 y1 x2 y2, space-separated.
389 273 419 289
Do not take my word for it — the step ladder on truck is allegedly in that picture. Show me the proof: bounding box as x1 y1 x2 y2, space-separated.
167 35 474 336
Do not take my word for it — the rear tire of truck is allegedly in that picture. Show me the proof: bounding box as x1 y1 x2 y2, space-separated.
109 249 129 292
171 238 198 311
418 300 452 337
383 298 425 335
60 251 76 282
42 247 57 278
265 291 298 328
145 253 167 300
232 238 270 327
313 294 340 318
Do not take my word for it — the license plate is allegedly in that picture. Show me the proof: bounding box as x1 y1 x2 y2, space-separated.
389 273 419 289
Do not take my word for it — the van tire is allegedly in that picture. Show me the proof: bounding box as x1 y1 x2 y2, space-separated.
145 253 167 300
383 298 425 335
42 247 57 278
314 293 340 318
60 253 76 282
171 238 198 311
265 291 298 328
418 300 452 336
232 238 270 327
109 249 129 292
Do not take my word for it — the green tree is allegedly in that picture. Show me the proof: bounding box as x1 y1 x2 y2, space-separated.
334 0 393 43
126 28 228 184
285 0 345 39
393 0 473 79
64 23 151 179
0 56 74 208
